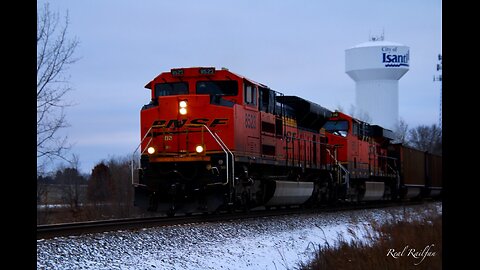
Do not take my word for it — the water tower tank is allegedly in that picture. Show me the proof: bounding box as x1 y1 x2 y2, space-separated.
345 38 409 130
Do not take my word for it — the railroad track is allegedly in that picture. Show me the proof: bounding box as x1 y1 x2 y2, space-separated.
37 200 428 240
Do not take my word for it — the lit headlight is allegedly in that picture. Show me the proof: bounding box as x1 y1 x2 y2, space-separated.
147 146 155 154
195 145 204 153
179 100 188 115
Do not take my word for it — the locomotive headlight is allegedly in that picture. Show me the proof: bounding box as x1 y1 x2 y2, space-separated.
179 100 188 115
147 146 155 154
195 145 204 153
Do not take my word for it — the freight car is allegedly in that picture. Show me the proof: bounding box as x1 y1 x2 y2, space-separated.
131 67 441 215
388 144 442 199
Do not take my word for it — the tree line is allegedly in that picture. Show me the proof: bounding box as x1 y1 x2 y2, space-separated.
394 120 442 156
340 105 442 156
37 156 140 224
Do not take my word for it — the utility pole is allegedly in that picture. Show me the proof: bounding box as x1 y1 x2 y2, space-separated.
433 54 442 129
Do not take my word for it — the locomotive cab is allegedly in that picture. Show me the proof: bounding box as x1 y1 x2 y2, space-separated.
134 67 244 214
323 111 399 201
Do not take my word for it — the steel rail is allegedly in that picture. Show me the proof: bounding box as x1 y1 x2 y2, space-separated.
37 200 430 240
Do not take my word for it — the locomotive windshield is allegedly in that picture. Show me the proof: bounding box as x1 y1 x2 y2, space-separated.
323 120 348 137
155 82 189 97
196 81 238 96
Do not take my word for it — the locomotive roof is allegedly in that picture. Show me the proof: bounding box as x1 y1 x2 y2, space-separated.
144 67 271 90
276 95 332 130
227 70 270 89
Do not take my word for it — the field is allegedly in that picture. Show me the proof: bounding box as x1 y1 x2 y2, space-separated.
298 204 442 269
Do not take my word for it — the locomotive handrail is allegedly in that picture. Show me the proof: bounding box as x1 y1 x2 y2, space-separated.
371 153 399 177
386 162 398 175
387 162 401 190
132 123 167 157
326 148 350 190
201 124 235 189
129 121 235 189
131 124 158 185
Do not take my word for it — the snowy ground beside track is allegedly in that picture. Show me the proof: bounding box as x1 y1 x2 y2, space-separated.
37 202 441 270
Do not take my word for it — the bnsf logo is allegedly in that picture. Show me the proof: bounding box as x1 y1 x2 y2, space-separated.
152 118 228 128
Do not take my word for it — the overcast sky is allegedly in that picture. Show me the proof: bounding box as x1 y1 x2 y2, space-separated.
38 0 442 174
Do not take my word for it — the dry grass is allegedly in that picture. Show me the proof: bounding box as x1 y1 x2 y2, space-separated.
37 203 147 224
298 208 442 270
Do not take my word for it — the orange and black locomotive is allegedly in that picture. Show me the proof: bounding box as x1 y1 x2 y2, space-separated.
132 67 442 215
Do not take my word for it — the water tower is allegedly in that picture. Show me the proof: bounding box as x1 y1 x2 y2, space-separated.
345 35 409 130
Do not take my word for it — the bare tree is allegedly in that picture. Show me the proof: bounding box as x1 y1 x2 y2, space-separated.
57 154 86 211
37 175 54 224
107 156 135 218
37 3 79 172
393 118 409 145
348 104 371 123
409 124 442 155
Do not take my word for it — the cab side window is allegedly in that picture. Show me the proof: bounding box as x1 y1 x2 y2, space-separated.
244 83 257 106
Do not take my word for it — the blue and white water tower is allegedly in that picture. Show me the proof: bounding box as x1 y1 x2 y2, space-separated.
345 36 409 130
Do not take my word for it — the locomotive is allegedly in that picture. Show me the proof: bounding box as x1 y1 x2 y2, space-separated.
132 67 442 215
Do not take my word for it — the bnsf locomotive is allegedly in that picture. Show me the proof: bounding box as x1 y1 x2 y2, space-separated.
132 67 442 215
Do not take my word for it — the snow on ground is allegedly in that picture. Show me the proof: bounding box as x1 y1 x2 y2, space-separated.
37 202 441 270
